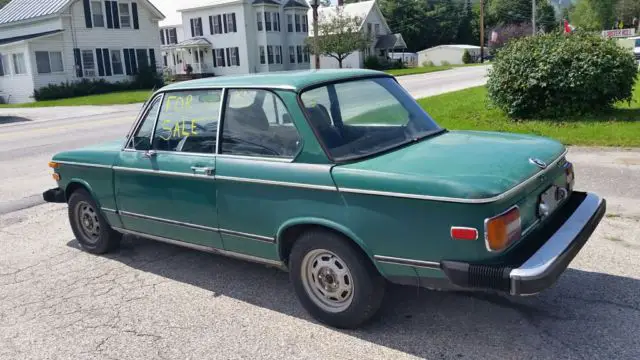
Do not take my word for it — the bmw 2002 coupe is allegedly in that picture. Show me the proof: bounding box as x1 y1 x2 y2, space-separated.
43 69 606 329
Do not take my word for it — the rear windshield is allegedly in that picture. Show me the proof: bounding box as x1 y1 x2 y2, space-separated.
299 76 442 161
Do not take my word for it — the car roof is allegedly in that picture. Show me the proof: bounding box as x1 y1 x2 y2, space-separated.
160 68 391 93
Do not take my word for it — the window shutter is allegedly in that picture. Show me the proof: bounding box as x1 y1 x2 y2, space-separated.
132 2 139 29
160 30 165 45
83 0 93 28
226 48 230 67
276 13 280 31
209 16 213 34
105 1 113 28
103 48 112 75
221 49 226 67
74 48 83 77
212 50 217 67
235 47 240 66
96 49 105 76
149 49 156 71
123 49 131 75
190 19 194 37
232 13 237 32
223 14 227 33
112 2 120 28
130 49 138 74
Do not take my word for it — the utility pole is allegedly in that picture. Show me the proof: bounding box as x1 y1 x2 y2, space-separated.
532 0 536 35
480 0 484 63
312 0 320 69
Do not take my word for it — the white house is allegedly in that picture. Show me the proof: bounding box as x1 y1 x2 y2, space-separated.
160 0 312 77
307 0 406 69
0 0 165 104
417 44 481 66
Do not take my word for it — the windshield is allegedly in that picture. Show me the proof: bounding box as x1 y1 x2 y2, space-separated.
299 76 442 161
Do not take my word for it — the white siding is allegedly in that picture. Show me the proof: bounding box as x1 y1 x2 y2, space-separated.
29 34 72 91
0 17 63 39
0 43 36 104
418 46 481 66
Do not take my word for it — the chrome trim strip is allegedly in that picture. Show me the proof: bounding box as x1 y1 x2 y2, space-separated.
112 227 285 268
216 154 293 163
339 149 569 204
112 166 214 180
119 210 219 232
56 161 112 169
509 192 603 295
101 207 117 214
215 175 337 191
373 255 441 269
219 229 275 243
215 88 226 155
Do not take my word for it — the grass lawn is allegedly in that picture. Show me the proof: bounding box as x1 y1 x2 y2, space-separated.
385 66 452 76
0 90 152 108
418 85 640 147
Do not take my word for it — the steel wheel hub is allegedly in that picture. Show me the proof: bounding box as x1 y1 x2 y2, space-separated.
76 201 100 244
301 249 354 313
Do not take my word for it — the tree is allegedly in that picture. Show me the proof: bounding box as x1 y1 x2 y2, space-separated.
570 0 617 30
615 0 640 27
306 7 371 68
488 0 559 32
0 0 10 9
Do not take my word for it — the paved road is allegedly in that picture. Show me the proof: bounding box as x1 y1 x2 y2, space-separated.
0 147 639 360
0 66 490 212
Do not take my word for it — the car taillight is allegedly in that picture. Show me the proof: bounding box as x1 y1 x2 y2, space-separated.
484 206 521 252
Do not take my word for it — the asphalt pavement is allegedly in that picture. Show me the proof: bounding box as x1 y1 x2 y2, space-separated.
2 66 640 359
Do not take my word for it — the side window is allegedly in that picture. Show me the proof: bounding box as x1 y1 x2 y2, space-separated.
128 96 161 150
152 89 222 153
221 89 302 158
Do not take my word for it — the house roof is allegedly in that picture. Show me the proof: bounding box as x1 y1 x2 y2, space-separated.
0 0 165 27
375 33 406 49
177 0 245 12
0 29 63 46
284 0 309 8
253 0 281 5
161 68 392 93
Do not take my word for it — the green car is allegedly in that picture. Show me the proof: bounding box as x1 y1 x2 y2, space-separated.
43 69 606 329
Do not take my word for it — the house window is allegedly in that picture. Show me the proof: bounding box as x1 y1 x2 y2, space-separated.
273 12 280 31
275 46 281 64
119 3 131 28
230 47 239 66
267 45 274 64
35 51 64 74
91 1 104 27
0 54 9 76
226 13 236 32
289 45 295 63
168 28 178 44
257 12 263 31
287 14 293 32
215 49 225 67
12 53 26 74
259 46 265 64
265 12 272 31
302 14 308 32
296 45 302 63
191 17 203 36
81 50 95 76
374 24 380 35
367 23 371 35
295 14 300 32
213 15 221 34
111 50 124 75
303 45 310 63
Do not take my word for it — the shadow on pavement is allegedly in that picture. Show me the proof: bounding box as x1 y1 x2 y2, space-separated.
0 116 31 124
67 235 640 359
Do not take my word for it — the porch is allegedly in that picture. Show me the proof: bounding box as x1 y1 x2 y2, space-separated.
161 37 215 77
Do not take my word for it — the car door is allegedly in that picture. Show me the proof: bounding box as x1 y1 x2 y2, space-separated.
214 88 340 261
113 89 224 249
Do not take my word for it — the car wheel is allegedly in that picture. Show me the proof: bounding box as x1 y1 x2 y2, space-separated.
67 188 121 254
289 229 386 329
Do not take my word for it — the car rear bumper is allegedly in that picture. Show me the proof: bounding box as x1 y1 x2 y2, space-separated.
43 187 66 203
440 191 606 296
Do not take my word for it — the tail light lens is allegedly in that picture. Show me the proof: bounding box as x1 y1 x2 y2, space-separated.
484 206 521 252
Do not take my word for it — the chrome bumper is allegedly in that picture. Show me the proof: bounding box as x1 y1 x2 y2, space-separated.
509 192 606 295
440 191 606 296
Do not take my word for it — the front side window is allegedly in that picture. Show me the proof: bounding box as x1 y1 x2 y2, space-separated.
119 3 131 28
152 90 223 153
128 96 162 150
299 77 442 161
221 89 301 158
92 1 104 27
111 50 123 74
12 53 26 74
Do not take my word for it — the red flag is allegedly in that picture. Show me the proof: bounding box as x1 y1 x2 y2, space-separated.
564 19 572 33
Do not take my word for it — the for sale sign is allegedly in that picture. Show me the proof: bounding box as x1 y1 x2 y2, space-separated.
602 28 636 38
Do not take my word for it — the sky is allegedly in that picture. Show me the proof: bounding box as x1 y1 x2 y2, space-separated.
149 0 337 27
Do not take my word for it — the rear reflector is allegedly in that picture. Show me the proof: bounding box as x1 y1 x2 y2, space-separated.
450 227 478 241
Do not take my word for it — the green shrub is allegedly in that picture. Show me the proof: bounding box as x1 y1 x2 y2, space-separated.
487 32 639 119
422 60 435 67
462 49 473 64
364 55 383 70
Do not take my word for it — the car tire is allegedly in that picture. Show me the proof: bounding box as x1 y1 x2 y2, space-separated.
289 229 386 329
67 188 122 255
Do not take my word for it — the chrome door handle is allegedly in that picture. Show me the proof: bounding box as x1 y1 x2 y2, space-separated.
143 150 157 158
190 166 215 176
